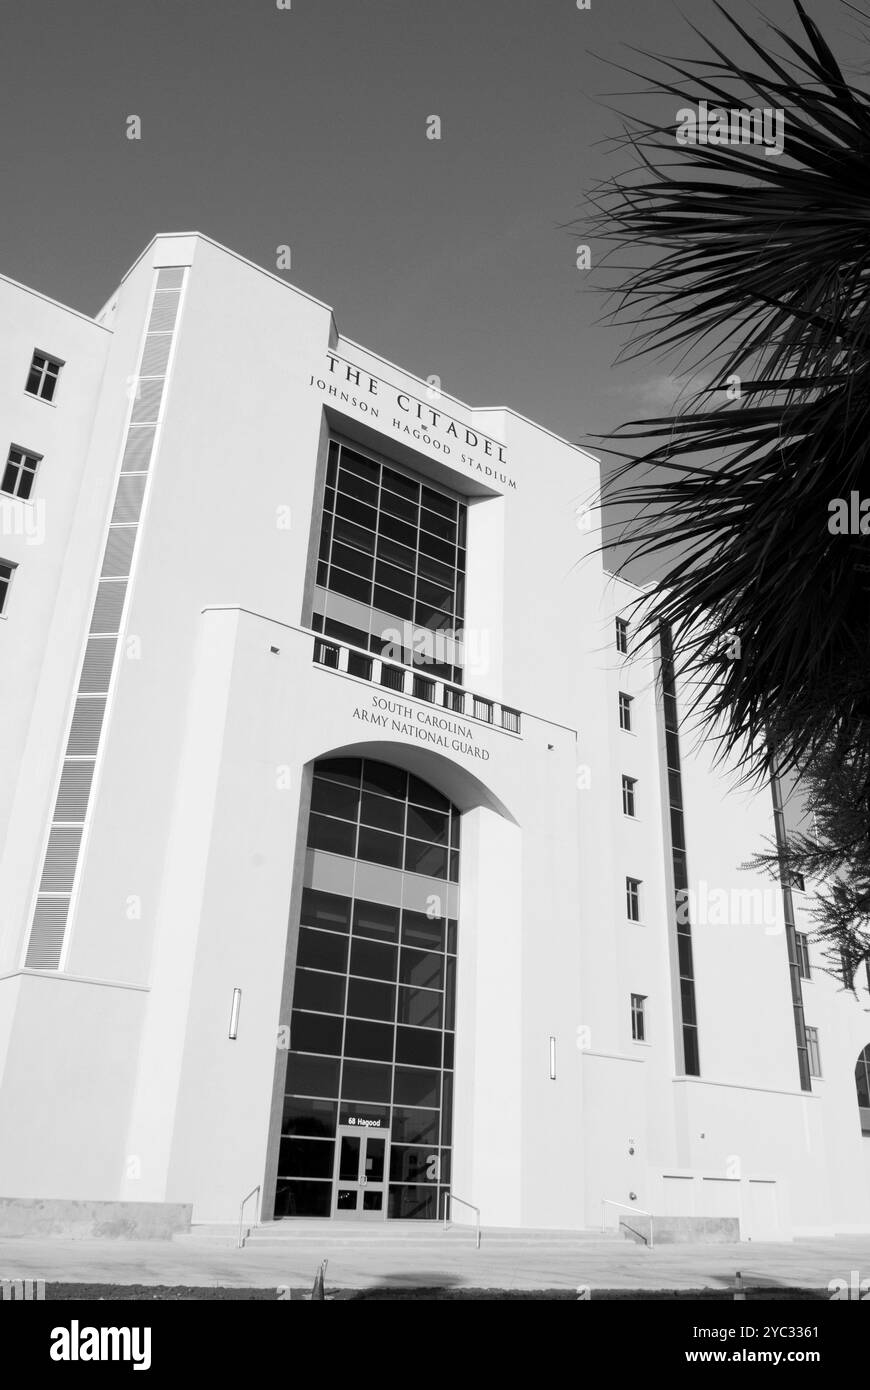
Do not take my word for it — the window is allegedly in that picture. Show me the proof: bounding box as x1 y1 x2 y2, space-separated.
796 932 811 981
855 1046 870 1135
790 871 805 893
615 617 629 654
631 993 647 1042
2 445 41 500
314 638 340 670
0 559 16 616
618 692 633 731
380 663 405 692
501 706 521 734
626 876 641 922
621 775 637 818
314 439 467 685
472 696 493 723
805 1026 822 1078
277 755 460 1222
412 674 434 703
25 351 62 403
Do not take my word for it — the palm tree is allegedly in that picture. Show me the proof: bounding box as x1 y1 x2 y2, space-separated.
588 0 870 809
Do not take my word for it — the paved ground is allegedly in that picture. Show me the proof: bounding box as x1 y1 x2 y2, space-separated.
2 1232 869 1294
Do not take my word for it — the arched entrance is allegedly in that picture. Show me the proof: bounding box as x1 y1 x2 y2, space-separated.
274 755 460 1220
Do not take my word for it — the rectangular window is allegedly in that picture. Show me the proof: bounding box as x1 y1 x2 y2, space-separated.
2 445 41 500
500 706 521 734
412 674 434 703
615 617 629 654
0 559 16 616
25 351 63 403
618 692 633 731
796 932 811 981
314 439 467 679
626 876 641 922
790 871 805 893
314 638 340 670
805 1026 822 1078
472 696 493 723
621 775 637 817
840 947 857 989
631 993 647 1042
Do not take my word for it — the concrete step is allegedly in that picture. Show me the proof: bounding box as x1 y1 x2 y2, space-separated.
173 1220 625 1249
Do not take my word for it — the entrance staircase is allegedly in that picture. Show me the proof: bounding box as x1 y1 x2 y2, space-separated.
172 1220 626 1251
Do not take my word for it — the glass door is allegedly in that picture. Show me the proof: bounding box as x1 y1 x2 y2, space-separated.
332 1125 389 1220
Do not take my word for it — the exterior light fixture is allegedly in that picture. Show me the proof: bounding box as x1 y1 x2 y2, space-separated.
229 988 242 1040
549 1035 556 1080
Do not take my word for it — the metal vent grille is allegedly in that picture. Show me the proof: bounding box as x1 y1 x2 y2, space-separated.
89 580 127 634
53 761 96 823
79 636 118 693
67 697 106 756
121 426 156 473
140 334 172 377
156 267 185 289
25 266 186 971
39 827 84 892
25 899 71 968
101 528 136 578
111 475 147 525
130 379 164 424
147 291 180 333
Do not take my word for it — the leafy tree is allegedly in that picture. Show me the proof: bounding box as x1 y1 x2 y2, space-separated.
589 0 870 791
747 740 870 988
588 1 870 968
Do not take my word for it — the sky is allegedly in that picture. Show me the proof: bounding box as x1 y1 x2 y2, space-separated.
1 0 863 559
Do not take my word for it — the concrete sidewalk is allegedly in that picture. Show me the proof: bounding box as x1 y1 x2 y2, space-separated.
1 1231 868 1293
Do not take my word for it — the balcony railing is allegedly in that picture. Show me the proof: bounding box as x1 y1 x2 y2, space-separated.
313 636 522 736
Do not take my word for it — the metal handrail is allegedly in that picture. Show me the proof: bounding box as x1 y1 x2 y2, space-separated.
442 1192 482 1248
601 1198 654 1248
238 1184 261 1249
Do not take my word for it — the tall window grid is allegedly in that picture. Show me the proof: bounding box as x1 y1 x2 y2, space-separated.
855 1046 870 1134
631 994 647 1042
615 616 629 654
771 771 812 1092
0 559 16 615
2 445 41 500
278 756 459 1221
313 440 467 684
621 775 637 818
25 351 62 403
660 622 700 1076
626 876 641 922
618 691 633 731
796 932 811 980
805 1026 822 1078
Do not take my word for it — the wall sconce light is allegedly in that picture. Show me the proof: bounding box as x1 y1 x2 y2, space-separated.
549 1035 557 1080
229 988 242 1040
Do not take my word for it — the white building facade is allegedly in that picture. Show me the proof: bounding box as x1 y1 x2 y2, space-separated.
0 233 868 1238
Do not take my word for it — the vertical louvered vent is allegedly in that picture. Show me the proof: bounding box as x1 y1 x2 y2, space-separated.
24 266 186 969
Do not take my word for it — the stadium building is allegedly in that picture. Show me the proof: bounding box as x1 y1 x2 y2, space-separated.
0 233 868 1239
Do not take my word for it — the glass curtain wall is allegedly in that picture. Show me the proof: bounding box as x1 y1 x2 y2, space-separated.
275 756 460 1219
